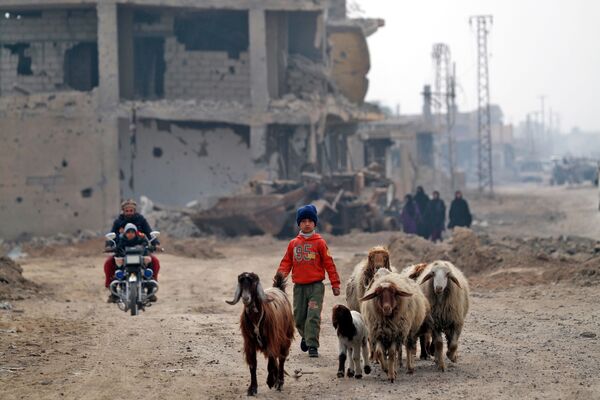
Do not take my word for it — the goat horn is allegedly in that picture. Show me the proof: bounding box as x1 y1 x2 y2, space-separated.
226 282 241 305
256 282 269 303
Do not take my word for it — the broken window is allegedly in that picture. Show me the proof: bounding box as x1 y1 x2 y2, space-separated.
364 139 391 168
3 43 33 75
134 37 165 98
64 43 99 91
174 11 249 58
416 132 434 167
267 125 308 180
288 12 323 61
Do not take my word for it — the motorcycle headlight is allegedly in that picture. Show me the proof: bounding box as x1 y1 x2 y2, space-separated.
143 268 153 279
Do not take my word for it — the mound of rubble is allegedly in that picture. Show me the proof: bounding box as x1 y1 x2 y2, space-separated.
0 257 37 300
387 228 600 287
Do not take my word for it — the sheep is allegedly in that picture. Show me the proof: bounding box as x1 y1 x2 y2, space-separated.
399 262 429 281
399 262 433 360
418 260 470 372
226 272 294 396
331 304 371 379
360 272 430 382
346 246 395 312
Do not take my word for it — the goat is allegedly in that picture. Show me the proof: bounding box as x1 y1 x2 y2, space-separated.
332 304 371 379
418 260 470 371
360 272 430 382
226 272 294 396
346 246 395 312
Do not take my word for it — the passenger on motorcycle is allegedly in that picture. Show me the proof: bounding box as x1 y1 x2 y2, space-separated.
104 199 161 302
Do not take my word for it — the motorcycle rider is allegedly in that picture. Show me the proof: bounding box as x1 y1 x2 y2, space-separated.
104 199 161 303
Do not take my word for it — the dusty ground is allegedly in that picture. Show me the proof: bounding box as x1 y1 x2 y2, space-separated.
1 184 600 399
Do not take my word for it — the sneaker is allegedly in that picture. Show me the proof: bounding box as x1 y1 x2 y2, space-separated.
300 338 308 352
107 294 119 303
308 347 318 358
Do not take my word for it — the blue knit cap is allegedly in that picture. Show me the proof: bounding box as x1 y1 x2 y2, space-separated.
296 204 318 226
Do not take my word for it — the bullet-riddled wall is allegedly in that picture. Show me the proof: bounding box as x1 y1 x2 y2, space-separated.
119 119 257 207
0 92 120 240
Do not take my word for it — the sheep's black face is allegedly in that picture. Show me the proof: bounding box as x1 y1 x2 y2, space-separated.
332 304 352 330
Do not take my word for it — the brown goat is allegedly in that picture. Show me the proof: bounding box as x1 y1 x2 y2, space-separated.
226 272 294 396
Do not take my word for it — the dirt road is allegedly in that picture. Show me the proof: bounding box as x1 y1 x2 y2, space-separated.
1 185 600 399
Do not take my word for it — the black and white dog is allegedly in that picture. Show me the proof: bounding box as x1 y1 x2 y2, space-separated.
332 304 371 378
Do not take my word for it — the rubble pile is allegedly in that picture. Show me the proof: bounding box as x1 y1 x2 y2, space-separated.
0 257 37 300
192 164 399 237
387 228 600 286
286 54 333 97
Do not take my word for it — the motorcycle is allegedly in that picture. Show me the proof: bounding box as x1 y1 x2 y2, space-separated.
105 231 161 316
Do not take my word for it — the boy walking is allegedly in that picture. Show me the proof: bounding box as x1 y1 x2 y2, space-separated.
277 205 341 358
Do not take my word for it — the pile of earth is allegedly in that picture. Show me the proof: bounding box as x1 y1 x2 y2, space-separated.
387 228 600 288
168 238 225 259
0 257 38 300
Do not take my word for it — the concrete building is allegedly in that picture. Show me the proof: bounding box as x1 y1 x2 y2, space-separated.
0 0 382 239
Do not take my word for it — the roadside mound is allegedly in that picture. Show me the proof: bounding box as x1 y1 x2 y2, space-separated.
387 228 600 287
0 257 38 300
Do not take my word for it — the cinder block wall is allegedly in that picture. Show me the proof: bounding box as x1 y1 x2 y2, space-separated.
0 10 97 95
164 38 250 102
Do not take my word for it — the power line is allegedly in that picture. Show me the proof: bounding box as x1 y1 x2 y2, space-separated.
470 15 494 195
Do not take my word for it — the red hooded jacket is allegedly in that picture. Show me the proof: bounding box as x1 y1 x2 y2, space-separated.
277 232 340 289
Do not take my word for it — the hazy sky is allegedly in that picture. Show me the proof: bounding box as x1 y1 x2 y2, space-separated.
355 0 600 132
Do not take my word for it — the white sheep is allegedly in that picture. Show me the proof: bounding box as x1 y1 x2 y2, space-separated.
346 246 396 312
418 260 470 371
331 304 371 379
360 272 430 382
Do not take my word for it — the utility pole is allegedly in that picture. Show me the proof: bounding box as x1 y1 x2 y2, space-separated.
470 15 494 195
526 113 534 156
539 95 546 155
431 43 456 189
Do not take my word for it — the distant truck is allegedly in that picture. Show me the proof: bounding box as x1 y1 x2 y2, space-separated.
550 157 598 186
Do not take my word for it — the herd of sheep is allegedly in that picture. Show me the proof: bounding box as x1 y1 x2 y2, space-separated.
226 246 470 395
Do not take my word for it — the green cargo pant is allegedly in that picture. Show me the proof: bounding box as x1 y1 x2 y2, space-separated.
293 281 325 348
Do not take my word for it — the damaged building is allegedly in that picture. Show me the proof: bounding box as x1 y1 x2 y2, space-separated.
0 0 384 239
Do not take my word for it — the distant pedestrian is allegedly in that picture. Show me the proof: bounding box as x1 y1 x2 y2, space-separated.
424 190 446 242
414 186 430 238
401 194 421 235
448 191 472 229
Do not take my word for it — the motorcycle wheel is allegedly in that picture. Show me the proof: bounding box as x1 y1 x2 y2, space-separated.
129 281 139 316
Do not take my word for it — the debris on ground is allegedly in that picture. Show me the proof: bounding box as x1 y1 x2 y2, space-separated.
192 164 399 237
168 239 225 260
387 228 600 288
0 257 38 300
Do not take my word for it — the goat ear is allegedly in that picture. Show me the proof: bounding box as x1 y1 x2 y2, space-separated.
421 271 434 283
226 282 241 305
448 273 461 288
360 290 379 302
396 290 413 297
